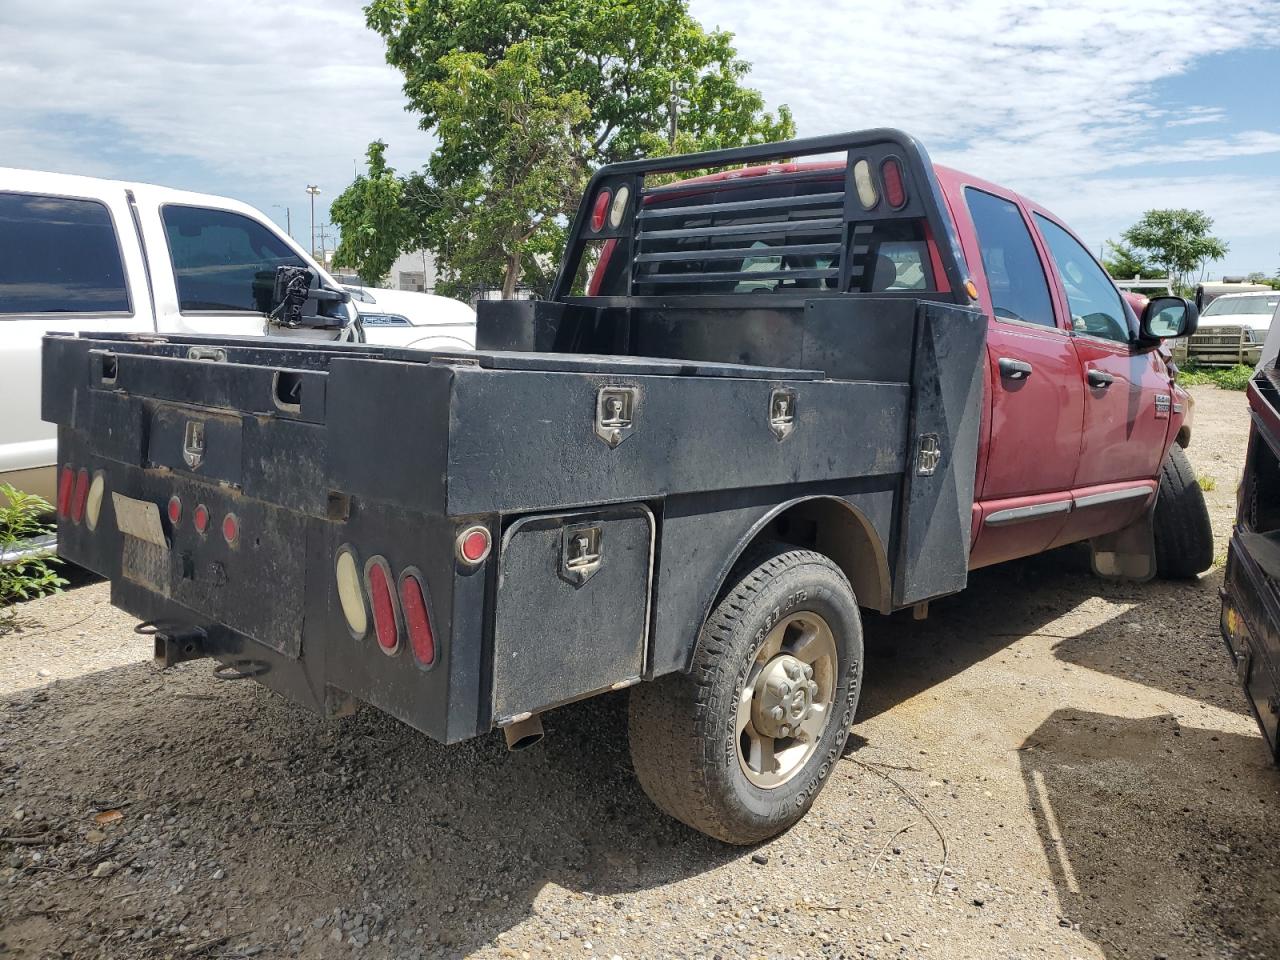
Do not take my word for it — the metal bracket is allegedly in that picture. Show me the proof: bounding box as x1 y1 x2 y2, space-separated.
916 433 941 476
560 523 603 586
595 386 638 448
768 388 796 441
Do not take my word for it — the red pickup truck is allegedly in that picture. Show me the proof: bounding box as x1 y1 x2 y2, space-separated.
931 165 1210 576
587 158 1214 582
46 132 1213 844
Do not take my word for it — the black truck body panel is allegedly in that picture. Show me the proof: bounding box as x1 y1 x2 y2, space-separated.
1222 367 1280 763
44 130 989 746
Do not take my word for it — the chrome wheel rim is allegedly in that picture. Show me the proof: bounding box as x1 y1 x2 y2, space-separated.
736 611 838 788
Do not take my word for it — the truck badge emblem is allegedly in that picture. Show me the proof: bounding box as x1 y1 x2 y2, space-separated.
1154 394 1171 420
769 388 796 441
560 524 603 586
182 421 206 469
595 386 637 448
916 434 942 476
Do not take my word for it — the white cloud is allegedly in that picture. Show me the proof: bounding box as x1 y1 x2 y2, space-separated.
0 1 433 210
692 0 1280 270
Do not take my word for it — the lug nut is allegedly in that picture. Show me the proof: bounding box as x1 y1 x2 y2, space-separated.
778 682 791 697
769 705 785 721
779 724 791 737
803 664 813 679
809 681 820 699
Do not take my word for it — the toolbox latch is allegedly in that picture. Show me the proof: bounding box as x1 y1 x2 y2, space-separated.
595 386 637 448
561 523 603 586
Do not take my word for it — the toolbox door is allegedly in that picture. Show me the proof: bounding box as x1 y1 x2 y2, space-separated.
492 504 654 725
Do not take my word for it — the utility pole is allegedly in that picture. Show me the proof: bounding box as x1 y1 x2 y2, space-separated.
272 205 292 238
305 184 321 257
317 223 335 266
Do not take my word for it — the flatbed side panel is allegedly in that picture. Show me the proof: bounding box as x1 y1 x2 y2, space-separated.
893 302 987 606
325 357 453 515
650 478 900 677
445 370 909 516
1223 538 1280 762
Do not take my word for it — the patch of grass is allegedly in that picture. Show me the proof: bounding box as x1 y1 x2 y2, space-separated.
1177 362 1253 390
1199 475 1218 491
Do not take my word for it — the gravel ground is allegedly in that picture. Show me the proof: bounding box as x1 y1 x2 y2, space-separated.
2 384 1277 960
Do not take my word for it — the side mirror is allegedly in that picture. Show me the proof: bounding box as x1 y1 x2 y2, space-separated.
265 265 351 329
1140 296 1198 341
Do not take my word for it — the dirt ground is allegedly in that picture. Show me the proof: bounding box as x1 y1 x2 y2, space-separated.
2 384 1277 960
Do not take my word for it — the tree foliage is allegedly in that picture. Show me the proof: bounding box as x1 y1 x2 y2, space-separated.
419 43 591 298
330 141 417 286
348 0 795 296
1120 209 1229 295
1101 241 1158 280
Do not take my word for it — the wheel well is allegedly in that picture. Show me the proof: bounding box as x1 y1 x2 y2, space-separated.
1176 424 1191 448
748 497 891 613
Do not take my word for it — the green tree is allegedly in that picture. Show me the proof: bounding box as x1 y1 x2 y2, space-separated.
1101 241 1158 280
330 141 417 286
353 0 794 296
1121 209 1229 295
420 43 591 299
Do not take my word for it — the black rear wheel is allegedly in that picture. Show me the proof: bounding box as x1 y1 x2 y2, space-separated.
628 544 863 844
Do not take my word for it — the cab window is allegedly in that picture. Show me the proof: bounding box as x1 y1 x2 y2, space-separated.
0 192 131 315
1034 214 1130 343
162 205 303 313
964 188 1055 327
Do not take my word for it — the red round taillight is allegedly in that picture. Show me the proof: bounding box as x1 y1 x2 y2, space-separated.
399 570 435 667
71 469 90 524
590 189 612 232
57 466 74 518
222 512 239 546
881 157 906 209
364 556 401 655
167 495 182 526
193 504 209 535
456 525 492 565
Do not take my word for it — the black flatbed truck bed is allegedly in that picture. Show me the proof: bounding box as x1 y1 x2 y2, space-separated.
45 130 987 843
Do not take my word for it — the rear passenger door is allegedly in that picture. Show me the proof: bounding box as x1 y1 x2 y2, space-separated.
957 185 1086 569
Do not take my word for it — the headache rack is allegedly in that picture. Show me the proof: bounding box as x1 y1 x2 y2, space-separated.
552 129 971 304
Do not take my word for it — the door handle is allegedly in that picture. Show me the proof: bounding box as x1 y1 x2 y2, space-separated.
1086 368 1115 388
998 357 1033 380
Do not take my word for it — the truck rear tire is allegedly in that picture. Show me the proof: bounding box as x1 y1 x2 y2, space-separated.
1153 445 1214 578
628 544 863 844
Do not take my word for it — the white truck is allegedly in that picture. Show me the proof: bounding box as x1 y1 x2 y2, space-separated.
0 168 473 517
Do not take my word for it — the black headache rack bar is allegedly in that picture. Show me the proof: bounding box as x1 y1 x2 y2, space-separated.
550 128 972 304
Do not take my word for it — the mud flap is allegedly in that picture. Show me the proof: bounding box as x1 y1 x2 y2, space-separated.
1089 506 1156 581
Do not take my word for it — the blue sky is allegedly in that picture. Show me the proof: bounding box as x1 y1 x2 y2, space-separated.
3 0 1278 276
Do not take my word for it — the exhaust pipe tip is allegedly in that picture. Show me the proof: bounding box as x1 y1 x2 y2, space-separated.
503 714 544 751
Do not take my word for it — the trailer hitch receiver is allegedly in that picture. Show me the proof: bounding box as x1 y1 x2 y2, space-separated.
139 621 209 669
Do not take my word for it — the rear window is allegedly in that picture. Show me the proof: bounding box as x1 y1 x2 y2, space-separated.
0 192 131 315
591 171 937 297
162 205 303 313
1203 295 1280 317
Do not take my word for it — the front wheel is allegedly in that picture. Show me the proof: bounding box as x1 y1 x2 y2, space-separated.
1153 445 1214 578
628 544 863 844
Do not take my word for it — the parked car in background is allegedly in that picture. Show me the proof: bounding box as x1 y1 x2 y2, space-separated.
343 285 476 350
0 167 357 513
1195 279 1273 312
1173 290 1280 367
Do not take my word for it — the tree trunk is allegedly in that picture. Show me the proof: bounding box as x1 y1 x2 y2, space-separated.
502 252 520 300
